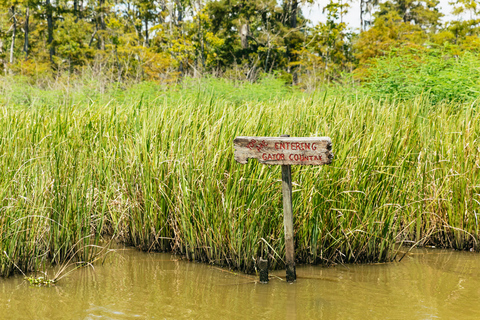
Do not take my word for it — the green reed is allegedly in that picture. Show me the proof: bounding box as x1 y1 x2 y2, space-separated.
0 83 479 277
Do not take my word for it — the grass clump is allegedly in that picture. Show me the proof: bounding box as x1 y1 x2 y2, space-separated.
0 78 479 277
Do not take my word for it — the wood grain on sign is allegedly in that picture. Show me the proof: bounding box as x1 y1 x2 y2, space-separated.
233 136 333 166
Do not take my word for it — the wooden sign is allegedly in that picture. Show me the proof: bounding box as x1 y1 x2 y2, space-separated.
234 135 333 283
233 136 333 166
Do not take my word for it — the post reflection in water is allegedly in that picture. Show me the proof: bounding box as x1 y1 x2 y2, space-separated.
1 247 480 319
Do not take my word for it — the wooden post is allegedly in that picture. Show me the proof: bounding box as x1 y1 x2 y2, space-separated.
281 134 296 282
233 135 333 283
258 257 269 283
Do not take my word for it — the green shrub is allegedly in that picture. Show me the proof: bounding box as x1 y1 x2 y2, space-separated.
359 47 480 103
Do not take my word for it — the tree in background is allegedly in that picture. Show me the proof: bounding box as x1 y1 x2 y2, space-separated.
442 0 480 51
298 0 353 86
354 0 446 68
0 0 478 85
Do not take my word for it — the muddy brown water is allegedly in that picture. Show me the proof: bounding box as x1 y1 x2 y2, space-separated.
1 247 480 319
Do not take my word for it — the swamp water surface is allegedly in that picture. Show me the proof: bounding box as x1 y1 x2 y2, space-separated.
1 248 480 319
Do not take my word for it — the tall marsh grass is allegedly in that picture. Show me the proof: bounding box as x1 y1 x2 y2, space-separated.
1 78 479 277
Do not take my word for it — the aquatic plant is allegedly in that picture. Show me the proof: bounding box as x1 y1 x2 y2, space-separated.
0 80 479 277
24 276 56 286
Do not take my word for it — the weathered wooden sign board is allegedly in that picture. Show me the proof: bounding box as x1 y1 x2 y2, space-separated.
233 136 333 166
234 135 333 283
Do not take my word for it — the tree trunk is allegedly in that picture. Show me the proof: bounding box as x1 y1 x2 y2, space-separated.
172 0 185 76
24 5 29 60
201 33 205 69
0 37 5 75
144 16 149 47
240 23 249 49
290 0 298 85
360 0 364 31
197 0 205 71
99 0 106 50
74 0 79 22
9 5 16 65
46 0 55 62
290 0 297 29
176 0 183 23
79 0 83 19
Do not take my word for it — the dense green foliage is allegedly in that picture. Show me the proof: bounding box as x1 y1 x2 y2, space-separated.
1 78 479 277
358 48 480 103
0 0 479 85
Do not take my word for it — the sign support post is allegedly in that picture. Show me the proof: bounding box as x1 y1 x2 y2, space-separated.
281 135 296 282
233 135 333 283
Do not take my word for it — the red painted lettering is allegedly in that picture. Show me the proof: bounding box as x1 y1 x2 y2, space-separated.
256 140 268 152
312 143 317 150
246 139 257 150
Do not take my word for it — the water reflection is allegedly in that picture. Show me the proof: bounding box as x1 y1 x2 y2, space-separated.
1 248 480 319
